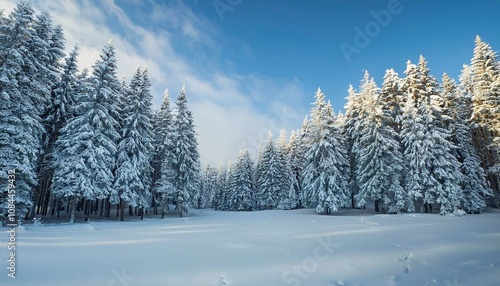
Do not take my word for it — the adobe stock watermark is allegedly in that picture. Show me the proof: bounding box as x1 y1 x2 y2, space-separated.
6 169 17 279
282 235 340 285
339 0 404 63
213 0 243 21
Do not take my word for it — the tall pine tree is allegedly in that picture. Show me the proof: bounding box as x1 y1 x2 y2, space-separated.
51 42 121 223
302 88 350 214
112 67 154 221
171 85 201 215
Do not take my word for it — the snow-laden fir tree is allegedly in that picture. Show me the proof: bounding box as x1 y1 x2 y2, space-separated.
401 58 462 214
379 69 404 132
212 162 227 210
201 164 218 209
302 88 350 214
420 56 462 214
51 42 121 223
343 84 363 208
400 60 433 213
450 70 493 212
152 89 177 217
277 130 296 209
31 12 66 218
172 85 201 214
0 2 60 215
112 67 154 221
31 47 79 218
470 35 500 197
255 131 282 210
227 148 255 211
287 129 305 208
354 73 406 213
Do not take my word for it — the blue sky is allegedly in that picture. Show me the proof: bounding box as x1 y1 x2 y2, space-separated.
4 0 500 165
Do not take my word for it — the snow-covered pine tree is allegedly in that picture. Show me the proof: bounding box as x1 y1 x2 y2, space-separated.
354 73 406 213
0 2 54 216
379 69 404 132
152 89 177 217
419 56 462 215
470 35 500 197
202 164 218 209
51 42 121 223
343 84 363 208
277 130 296 210
452 69 493 212
287 129 304 208
255 131 282 210
401 58 462 214
302 88 350 214
228 148 255 211
172 85 201 215
221 162 233 210
112 67 154 221
31 47 79 218
212 162 227 210
400 60 433 213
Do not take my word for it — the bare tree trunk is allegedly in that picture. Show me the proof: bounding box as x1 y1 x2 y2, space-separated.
49 194 56 217
69 196 76 224
120 199 125 221
106 200 111 218
161 195 167 219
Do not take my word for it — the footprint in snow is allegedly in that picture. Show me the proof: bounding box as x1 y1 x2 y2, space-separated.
404 265 410 274
214 272 232 286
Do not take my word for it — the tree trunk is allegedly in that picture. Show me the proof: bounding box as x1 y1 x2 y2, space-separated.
49 194 56 217
106 200 111 218
99 199 104 217
69 197 76 224
56 199 61 218
161 195 167 219
120 199 125 221
375 200 379 212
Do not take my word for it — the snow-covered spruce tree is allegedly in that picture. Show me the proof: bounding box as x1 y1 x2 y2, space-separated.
343 84 362 208
277 130 296 209
255 131 282 210
202 164 218 209
400 60 433 213
420 56 462 215
222 162 233 210
151 89 177 215
0 2 58 216
51 42 121 223
171 85 201 214
354 73 406 213
451 70 493 213
401 58 462 214
287 129 305 208
470 35 500 198
379 69 404 132
112 68 154 221
227 148 255 211
302 88 350 214
31 47 79 218
296 116 313 207
212 162 227 210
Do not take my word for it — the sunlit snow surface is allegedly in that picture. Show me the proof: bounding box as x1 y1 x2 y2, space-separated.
2 208 500 286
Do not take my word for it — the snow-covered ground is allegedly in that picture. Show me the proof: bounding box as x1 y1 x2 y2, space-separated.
2 207 500 286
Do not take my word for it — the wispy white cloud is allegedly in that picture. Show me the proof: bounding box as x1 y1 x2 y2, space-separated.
4 0 308 165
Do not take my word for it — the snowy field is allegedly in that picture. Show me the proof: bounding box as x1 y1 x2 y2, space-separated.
2 208 500 286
